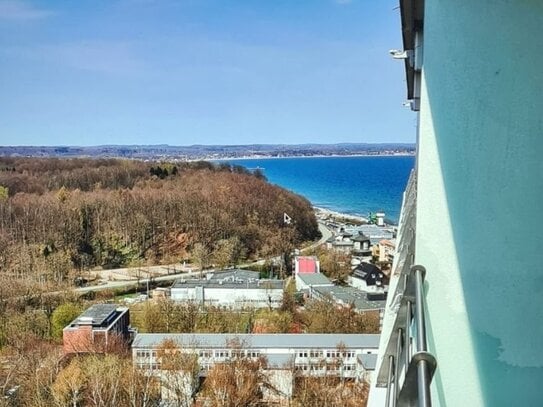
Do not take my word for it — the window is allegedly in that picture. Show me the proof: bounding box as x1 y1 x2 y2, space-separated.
215 350 229 358
309 350 322 358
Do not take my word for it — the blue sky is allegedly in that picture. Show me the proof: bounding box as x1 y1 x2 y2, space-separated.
0 0 415 146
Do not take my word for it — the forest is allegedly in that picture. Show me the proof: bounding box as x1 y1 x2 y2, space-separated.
0 290 376 406
0 157 378 406
0 157 320 295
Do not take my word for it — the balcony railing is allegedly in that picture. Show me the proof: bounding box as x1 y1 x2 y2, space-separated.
375 170 437 407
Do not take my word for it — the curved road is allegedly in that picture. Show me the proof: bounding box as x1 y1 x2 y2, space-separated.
301 221 333 253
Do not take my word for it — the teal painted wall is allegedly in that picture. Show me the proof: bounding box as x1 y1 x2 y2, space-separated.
416 1 543 406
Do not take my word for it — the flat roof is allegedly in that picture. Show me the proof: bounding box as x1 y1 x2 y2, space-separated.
132 333 380 350
312 286 386 311
297 273 333 286
207 269 260 281
77 304 117 326
172 279 283 290
352 233 370 242
354 225 395 238
66 304 127 330
358 353 378 370
331 241 354 247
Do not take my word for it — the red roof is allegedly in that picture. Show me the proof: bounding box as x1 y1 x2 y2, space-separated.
298 257 317 274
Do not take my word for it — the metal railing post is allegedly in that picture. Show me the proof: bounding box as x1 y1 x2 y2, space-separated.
417 359 432 407
405 300 412 368
385 355 395 407
374 173 437 407
414 266 427 352
393 328 403 405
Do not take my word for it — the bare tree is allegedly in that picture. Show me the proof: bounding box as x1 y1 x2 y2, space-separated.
201 339 277 407
51 358 85 407
155 339 199 406
192 243 211 279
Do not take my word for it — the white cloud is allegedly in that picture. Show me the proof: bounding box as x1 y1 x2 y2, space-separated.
0 0 54 21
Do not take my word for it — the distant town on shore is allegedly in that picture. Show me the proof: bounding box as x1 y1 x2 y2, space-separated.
0 143 415 161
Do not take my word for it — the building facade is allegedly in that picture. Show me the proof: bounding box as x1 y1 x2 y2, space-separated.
63 304 131 354
170 268 284 309
349 263 386 294
370 0 543 405
171 279 284 309
132 333 380 402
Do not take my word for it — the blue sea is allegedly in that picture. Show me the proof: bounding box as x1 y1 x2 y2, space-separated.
224 156 415 223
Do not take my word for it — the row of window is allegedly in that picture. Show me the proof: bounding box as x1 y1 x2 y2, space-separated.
295 364 357 372
137 361 358 373
135 349 260 360
137 348 359 361
212 349 261 358
136 350 156 358
296 350 356 359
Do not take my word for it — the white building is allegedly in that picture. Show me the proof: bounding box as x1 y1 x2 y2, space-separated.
349 263 387 294
370 0 543 405
132 333 380 402
352 225 394 245
171 269 284 309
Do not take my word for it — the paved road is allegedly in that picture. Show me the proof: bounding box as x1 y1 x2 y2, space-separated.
74 222 333 295
306 221 333 251
74 269 208 294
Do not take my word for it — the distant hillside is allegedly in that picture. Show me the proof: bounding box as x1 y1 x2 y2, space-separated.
0 157 319 286
0 143 415 160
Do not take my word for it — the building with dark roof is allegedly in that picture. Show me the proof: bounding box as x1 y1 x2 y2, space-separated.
352 232 373 258
63 304 131 354
350 262 386 293
310 285 386 313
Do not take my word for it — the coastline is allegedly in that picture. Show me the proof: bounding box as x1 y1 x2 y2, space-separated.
314 206 368 224
215 155 410 225
212 152 414 162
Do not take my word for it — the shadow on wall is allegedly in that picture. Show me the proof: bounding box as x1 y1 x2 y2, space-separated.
424 0 543 406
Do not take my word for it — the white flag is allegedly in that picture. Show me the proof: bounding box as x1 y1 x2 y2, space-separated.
283 212 292 225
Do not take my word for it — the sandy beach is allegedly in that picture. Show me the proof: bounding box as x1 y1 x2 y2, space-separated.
314 206 368 224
